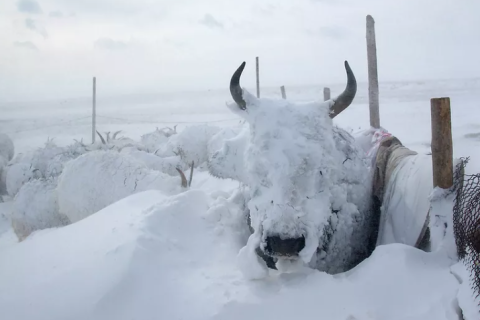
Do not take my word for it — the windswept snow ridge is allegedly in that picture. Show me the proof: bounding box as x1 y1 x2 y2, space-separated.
0 190 461 320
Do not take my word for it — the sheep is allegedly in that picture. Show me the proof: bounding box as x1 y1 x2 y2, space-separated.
0 133 14 162
11 178 70 241
156 124 221 168
56 150 192 223
3 138 87 198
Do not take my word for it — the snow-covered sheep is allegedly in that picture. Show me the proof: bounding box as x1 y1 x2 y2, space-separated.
210 60 376 276
0 133 15 196
120 149 186 176
57 150 189 223
4 139 87 197
0 156 8 196
0 133 14 162
94 130 147 152
5 162 37 197
11 178 70 241
157 125 221 168
140 126 177 152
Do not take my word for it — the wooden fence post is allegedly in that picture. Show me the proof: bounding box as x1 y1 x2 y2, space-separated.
323 87 331 101
256 56 260 98
280 86 286 99
92 76 97 144
366 15 380 128
430 97 453 189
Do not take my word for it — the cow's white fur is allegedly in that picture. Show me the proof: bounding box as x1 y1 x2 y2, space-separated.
209 89 374 273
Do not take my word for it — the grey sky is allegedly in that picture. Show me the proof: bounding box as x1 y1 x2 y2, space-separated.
1 0 480 102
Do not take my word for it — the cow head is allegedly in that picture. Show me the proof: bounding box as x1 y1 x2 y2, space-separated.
218 60 368 266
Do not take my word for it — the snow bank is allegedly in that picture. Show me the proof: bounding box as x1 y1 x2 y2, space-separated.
11 178 69 241
428 187 458 260
451 261 480 320
0 189 461 320
57 150 186 223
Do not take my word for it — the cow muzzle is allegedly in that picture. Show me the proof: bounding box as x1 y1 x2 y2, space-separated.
264 235 305 257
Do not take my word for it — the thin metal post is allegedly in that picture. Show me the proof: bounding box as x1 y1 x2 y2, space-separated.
92 77 96 144
256 56 260 98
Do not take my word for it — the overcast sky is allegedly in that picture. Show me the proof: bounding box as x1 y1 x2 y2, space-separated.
1 0 479 102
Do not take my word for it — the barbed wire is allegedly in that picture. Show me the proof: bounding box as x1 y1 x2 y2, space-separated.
2 114 243 135
96 115 242 124
3 116 92 134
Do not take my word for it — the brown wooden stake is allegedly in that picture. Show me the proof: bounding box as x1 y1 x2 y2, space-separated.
366 15 380 128
323 87 331 101
430 97 453 189
280 86 286 99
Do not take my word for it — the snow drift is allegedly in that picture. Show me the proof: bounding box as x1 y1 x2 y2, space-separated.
0 189 462 320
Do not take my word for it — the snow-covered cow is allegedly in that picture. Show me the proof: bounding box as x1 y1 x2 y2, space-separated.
209 61 377 274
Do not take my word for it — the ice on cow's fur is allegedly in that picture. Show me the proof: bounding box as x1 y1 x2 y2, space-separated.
213 89 374 273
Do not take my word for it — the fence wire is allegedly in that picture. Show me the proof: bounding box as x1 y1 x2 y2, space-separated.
453 157 480 306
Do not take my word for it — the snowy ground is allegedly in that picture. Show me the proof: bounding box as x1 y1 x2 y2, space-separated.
1 78 480 319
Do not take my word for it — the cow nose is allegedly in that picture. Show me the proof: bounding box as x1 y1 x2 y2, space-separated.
264 235 305 257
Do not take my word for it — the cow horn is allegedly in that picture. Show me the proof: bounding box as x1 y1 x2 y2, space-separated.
230 61 247 110
329 61 357 118
176 168 188 188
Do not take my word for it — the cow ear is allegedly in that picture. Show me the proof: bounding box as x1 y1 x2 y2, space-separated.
207 127 249 183
226 89 258 120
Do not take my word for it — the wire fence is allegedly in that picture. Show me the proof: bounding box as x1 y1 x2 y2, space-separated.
453 157 480 308
2 114 242 136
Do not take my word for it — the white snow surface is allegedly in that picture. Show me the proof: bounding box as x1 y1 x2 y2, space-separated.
1 78 480 319
0 189 462 320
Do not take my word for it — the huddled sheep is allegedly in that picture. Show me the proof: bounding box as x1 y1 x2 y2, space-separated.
0 133 14 163
56 150 189 223
156 124 222 169
0 133 14 195
1 124 236 241
11 178 70 241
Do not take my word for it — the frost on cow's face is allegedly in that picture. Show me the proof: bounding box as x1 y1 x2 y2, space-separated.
227 61 359 264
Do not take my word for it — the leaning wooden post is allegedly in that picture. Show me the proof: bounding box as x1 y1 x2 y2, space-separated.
280 86 286 99
92 76 97 144
256 56 260 98
366 15 380 128
430 97 453 189
323 87 331 101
